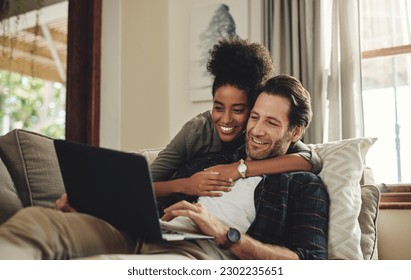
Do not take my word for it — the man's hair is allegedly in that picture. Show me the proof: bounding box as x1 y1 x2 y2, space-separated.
207 37 275 107
260 74 312 130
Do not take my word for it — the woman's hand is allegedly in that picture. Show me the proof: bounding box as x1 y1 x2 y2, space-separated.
181 170 233 197
161 201 229 245
55 193 77 212
205 162 241 181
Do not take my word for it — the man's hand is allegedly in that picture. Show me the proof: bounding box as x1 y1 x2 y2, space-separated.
161 201 300 260
55 193 77 212
161 201 229 245
205 162 241 181
181 171 233 197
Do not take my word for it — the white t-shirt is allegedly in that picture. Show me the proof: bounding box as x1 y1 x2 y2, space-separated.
164 176 262 233
198 176 262 232
160 177 262 259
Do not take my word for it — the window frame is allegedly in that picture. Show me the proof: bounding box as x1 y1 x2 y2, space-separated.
362 46 411 209
65 0 101 145
379 184 411 209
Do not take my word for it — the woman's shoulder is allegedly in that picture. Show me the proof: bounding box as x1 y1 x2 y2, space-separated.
182 110 213 132
178 110 221 153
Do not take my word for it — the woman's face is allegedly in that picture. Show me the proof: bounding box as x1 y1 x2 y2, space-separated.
211 85 250 143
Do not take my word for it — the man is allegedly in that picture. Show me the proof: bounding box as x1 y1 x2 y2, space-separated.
0 74 329 260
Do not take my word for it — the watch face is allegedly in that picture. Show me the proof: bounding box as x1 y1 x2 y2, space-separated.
227 228 241 243
238 164 247 173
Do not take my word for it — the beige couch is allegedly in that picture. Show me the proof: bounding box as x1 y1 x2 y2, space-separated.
0 129 380 259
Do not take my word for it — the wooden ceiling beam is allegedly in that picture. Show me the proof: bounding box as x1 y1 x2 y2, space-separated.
25 25 67 44
0 55 63 83
0 36 66 62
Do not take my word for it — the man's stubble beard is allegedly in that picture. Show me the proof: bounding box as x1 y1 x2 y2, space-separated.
246 132 292 161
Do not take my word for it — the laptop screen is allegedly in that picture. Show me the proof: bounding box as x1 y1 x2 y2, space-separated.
54 140 163 242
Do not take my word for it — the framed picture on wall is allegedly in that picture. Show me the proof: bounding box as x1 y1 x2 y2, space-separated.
189 0 249 102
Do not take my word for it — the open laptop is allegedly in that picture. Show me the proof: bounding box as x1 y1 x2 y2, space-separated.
53 139 213 243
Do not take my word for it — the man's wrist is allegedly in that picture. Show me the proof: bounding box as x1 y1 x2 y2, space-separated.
219 227 241 249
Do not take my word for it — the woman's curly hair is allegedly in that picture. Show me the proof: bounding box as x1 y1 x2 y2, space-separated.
207 37 275 105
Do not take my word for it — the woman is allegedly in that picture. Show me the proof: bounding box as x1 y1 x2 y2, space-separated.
152 37 321 198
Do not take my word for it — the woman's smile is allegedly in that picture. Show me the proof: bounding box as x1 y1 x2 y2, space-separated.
219 125 236 134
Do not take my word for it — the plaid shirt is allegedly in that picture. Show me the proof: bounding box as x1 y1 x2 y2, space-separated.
247 172 329 259
157 150 329 260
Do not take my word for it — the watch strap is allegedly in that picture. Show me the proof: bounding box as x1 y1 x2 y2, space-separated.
221 227 241 249
238 159 247 178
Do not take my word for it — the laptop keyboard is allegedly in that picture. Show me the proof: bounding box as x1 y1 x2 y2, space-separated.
161 227 185 236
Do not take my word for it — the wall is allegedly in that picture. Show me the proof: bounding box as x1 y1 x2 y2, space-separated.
377 209 411 260
101 0 169 151
101 0 121 149
168 0 263 139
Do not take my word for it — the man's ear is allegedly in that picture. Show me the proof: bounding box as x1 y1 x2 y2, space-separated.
290 125 304 142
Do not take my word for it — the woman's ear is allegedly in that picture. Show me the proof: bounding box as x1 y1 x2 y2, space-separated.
290 125 304 142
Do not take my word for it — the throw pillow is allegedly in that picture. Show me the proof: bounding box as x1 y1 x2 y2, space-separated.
0 157 23 223
0 129 65 208
359 184 380 260
308 137 377 259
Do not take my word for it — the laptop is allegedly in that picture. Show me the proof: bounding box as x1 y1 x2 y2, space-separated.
53 139 213 243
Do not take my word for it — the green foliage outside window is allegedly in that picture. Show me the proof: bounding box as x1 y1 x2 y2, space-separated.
0 70 66 139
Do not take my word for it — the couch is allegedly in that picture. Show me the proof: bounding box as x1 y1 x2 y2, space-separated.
0 129 381 259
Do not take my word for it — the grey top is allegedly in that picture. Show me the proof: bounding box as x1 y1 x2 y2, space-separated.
150 111 322 181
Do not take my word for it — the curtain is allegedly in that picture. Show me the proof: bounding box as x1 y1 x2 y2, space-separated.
263 0 364 144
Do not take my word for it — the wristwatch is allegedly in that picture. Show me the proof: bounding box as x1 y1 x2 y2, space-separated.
221 227 241 249
237 159 247 178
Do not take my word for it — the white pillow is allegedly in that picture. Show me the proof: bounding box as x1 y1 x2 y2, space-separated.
308 137 377 260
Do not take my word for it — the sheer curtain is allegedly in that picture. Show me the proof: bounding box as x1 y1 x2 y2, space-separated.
262 0 364 144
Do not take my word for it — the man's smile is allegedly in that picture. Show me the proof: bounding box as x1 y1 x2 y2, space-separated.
251 137 268 145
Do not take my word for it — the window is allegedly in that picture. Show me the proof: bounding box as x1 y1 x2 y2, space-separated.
1 0 101 145
0 2 68 139
360 0 411 185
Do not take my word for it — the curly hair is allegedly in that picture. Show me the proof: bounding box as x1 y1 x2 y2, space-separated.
206 37 275 105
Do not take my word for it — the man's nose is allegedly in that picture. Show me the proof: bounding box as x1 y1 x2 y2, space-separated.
251 120 266 136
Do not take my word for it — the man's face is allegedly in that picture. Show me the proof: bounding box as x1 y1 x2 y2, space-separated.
246 92 301 160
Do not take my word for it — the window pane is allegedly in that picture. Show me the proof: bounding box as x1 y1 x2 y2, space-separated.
362 55 411 183
361 0 411 184
361 0 411 51
362 55 410 90
0 4 67 139
0 71 66 139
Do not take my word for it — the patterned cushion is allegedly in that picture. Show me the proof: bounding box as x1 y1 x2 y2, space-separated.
309 137 377 259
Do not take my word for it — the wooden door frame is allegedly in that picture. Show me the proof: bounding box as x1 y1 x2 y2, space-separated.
66 0 101 145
